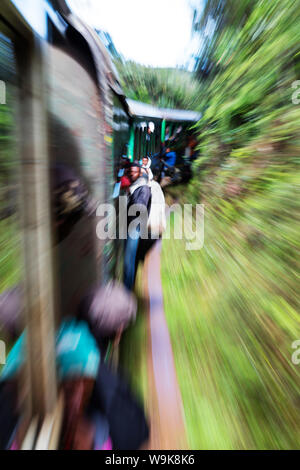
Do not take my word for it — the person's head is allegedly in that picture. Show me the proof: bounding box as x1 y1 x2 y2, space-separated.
120 156 130 168
129 161 142 182
142 156 148 167
166 147 171 153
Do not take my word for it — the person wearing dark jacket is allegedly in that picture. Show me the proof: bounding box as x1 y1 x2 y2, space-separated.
123 162 151 291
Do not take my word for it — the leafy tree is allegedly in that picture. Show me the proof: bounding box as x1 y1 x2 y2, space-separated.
115 60 201 110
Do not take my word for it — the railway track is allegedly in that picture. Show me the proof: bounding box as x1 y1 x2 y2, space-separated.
143 239 187 450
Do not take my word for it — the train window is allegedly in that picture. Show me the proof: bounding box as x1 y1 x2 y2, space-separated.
112 94 130 171
134 126 140 159
0 27 23 365
109 95 130 278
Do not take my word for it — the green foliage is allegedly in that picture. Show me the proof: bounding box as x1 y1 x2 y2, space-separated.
120 267 148 403
194 0 300 155
0 76 20 293
160 0 300 449
115 60 201 110
162 169 300 448
0 89 17 207
0 217 21 292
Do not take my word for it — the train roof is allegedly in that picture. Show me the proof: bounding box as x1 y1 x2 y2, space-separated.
51 0 128 105
126 98 201 123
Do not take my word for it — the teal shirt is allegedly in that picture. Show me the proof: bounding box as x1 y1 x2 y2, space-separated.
0 319 100 381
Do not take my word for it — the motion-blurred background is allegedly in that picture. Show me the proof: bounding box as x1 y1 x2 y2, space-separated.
0 0 299 450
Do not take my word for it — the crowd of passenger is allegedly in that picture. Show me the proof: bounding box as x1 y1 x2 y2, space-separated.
118 153 167 291
0 113 201 448
0 147 172 450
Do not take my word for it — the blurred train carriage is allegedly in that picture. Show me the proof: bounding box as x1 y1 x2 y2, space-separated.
0 0 131 448
0 0 200 449
125 99 201 184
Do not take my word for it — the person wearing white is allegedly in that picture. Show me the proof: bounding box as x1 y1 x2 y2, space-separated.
141 156 154 182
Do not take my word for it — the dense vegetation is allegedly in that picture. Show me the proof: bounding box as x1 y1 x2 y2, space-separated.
161 0 300 449
115 60 201 110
